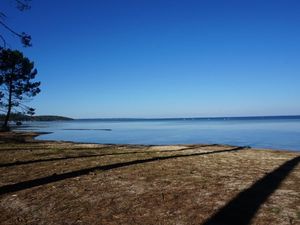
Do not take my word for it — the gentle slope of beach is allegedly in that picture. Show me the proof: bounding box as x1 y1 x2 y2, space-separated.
0 132 299 225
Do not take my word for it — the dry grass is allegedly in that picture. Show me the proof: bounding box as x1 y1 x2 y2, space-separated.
0 136 299 225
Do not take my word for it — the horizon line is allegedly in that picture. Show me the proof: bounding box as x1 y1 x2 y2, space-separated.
71 115 300 120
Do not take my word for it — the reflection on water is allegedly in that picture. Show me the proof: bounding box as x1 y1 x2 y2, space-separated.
19 117 300 151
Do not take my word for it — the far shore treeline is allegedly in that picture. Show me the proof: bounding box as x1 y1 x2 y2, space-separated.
0 113 73 122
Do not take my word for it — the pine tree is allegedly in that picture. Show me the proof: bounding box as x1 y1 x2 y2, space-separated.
0 48 40 130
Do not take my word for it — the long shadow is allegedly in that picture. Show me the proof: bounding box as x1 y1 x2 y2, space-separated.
0 146 206 168
0 146 112 152
0 146 245 195
0 144 219 152
0 144 155 152
202 155 300 225
0 154 111 168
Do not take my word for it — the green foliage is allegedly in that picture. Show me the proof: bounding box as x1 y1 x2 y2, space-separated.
0 48 40 129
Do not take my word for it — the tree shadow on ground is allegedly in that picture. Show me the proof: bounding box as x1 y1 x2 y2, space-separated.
0 146 214 168
0 145 115 153
201 155 300 225
0 145 111 152
0 143 218 152
0 146 245 195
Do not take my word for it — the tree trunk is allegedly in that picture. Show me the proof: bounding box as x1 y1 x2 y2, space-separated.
2 82 12 131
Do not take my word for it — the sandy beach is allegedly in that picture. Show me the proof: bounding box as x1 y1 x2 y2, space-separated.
0 132 299 225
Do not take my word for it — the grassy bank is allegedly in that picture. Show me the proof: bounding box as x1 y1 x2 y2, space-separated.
0 132 299 225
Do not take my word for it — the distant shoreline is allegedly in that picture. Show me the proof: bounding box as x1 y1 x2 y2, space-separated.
73 115 300 121
0 115 73 122
3 115 299 122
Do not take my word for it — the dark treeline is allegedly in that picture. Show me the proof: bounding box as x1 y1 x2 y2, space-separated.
0 113 73 121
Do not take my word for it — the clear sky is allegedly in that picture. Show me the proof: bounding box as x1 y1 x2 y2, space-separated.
1 0 300 118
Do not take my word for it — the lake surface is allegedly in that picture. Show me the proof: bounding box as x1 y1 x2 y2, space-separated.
18 116 300 151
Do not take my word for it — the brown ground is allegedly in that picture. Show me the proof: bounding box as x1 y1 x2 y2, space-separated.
0 132 299 225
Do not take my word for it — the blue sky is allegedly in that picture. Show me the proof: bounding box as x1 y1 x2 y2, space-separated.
1 0 300 118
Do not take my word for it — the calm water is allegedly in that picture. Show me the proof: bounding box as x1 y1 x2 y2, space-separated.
18 117 300 151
